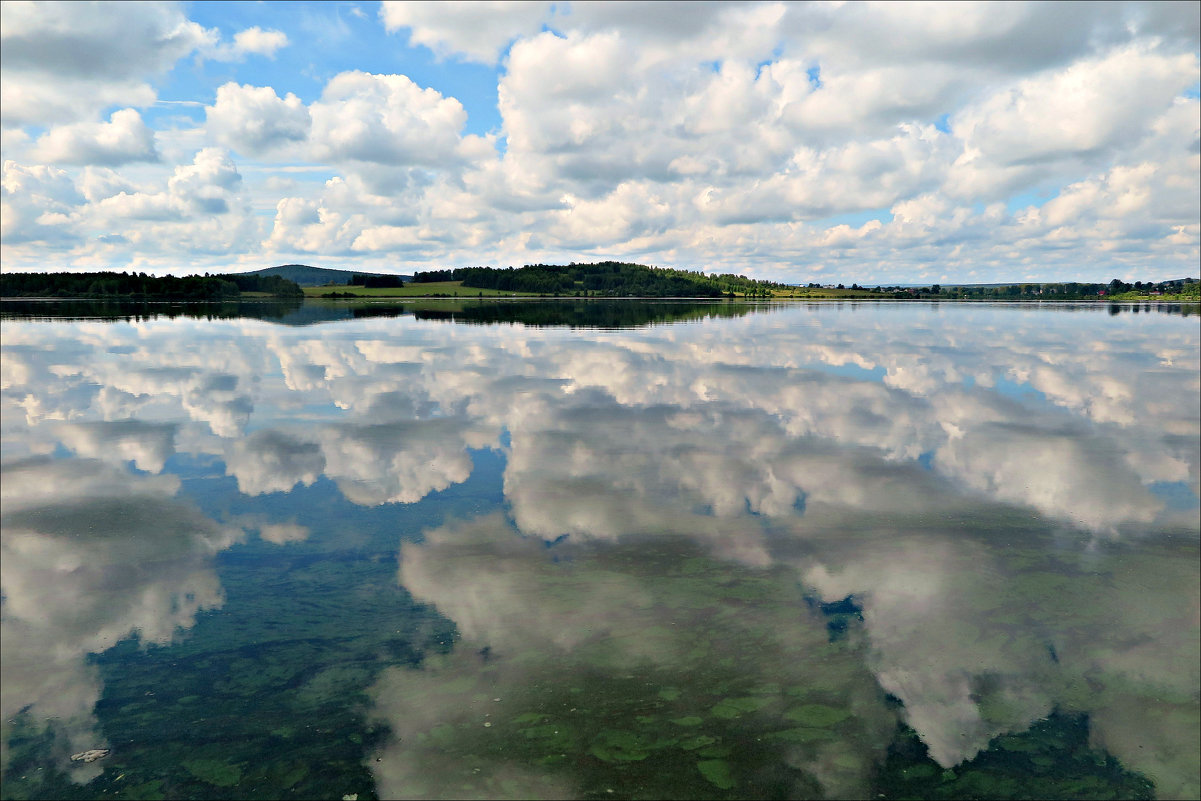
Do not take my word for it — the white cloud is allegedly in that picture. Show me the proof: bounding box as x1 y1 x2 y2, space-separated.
165 146 243 214
379 0 552 65
947 45 1199 199
0 1 213 125
78 147 246 229
30 108 158 166
205 26 289 61
309 71 470 167
206 83 311 156
77 166 138 203
235 25 288 56
0 159 83 245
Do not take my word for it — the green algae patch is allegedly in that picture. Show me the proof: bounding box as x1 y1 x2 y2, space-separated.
671 716 703 726
697 759 736 789
182 758 242 787
711 696 770 719
784 703 849 727
767 726 834 744
267 760 309 788
589 729 653 762
678 734 719 751
996 734 1039 752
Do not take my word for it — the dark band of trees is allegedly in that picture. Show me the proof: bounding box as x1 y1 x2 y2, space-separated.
413 262 783 297
347 273 405 288
0 271 304 300
872 278 1197 300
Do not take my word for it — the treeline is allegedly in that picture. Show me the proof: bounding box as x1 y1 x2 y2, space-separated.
870 277 1197 300
347 273 404 288
413 262 784 297
0 271 304 299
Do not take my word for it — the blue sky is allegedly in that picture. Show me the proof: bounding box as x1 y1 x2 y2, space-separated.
1 1 1198 283
170 2 505 135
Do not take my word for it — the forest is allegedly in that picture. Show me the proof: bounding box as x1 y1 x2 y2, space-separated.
0 271 305 300
876 278 1199 300
412 262 784 297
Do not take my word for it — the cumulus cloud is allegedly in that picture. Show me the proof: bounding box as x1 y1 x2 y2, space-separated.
380 0 551 65
30 108 159 166
946 44 1199 199
205 83 310 156
0 1 213 125
0 159 84 245
309 71 471 167
82 146 244 224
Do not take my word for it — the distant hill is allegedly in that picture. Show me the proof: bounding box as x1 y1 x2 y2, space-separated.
234 264 411 287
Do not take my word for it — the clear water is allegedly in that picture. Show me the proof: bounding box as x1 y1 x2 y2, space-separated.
1 300 1197 800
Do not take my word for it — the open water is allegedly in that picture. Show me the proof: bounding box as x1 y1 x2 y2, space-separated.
1 299 1197 800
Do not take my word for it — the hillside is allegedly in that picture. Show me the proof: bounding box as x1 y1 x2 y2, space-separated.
236 264 411 286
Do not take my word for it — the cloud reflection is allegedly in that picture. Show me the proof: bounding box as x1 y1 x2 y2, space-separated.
2 304 1197 795
0 457 241 777
372 512 897 800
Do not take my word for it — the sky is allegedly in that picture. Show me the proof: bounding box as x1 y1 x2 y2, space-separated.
1 1 1198 284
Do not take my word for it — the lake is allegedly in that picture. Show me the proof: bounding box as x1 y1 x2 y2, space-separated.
1 299 1197 801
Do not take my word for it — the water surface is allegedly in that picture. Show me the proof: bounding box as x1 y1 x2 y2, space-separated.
2 300 1197 800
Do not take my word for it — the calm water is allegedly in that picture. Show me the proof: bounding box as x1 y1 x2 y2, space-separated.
1 300 1197 801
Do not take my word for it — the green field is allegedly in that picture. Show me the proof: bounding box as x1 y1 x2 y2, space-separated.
303 281 537 298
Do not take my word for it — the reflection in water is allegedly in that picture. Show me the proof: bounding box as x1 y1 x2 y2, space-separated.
374 514 895 799
405 299 759 328
1 302 1197 799
0 297 304 323
1 297 760 328
0 458 241 779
